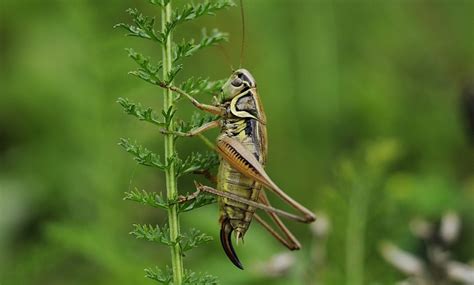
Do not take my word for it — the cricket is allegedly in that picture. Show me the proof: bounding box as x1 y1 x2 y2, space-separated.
157 0 317 270
166 69 317 269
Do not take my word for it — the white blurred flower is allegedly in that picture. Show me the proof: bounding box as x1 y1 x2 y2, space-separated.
380 211 474 285
310 212 330 238
257 252 296 278
441 211 461 245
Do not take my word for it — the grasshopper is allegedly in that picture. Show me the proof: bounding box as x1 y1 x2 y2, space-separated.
166 69 316 269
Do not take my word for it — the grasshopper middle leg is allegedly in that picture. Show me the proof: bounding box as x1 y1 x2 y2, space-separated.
161 120 220 137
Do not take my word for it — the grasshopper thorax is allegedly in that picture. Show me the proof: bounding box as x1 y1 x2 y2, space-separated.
221 68 256 102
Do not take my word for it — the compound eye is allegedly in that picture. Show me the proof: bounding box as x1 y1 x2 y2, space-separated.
231 77 243 87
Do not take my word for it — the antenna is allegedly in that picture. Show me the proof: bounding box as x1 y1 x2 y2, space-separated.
217 44 234 72
239 0 245 68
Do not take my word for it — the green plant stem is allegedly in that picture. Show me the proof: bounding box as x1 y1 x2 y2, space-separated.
345 182 370 285
161 1 184 284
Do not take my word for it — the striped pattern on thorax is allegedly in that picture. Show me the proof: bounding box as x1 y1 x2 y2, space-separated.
217 88 267 236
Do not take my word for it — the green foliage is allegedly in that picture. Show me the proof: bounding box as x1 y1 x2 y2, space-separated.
144 267 219 285
183 270 219 285
174 111 220 140
175 151 219 177
118 97 164 126
5 0 474 284
119 138 167 169
145 267 174 284
123 187 216 213
130 224 213 255
126 48 164 85
115 8 162 42
179 77 225 97
124 189 169 209
116 1 232 88
115 1 233 45
163 0 234 40
131 224 176 246
180 228 213 252
173 29 228 63
178 192 216 213
116 0 233 283
339 139 402 285
149 0 171 8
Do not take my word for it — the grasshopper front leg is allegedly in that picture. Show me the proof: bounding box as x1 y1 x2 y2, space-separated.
168 86 224 115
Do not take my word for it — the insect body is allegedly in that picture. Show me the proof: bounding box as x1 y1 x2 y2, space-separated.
169 69 316 269
217 70 267 268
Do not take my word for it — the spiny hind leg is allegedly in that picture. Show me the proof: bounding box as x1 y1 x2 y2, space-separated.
216 136 316 223
190 185 303 250
254 192 301 250
194 182 310 223
191 182 302 268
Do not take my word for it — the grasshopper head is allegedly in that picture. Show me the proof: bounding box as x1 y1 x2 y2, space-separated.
221 68 256 102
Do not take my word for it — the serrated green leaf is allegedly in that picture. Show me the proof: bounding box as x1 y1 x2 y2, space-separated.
173 29 228 63
175 151 220 178
145 266 173 284
131 224 178 246
117 97 164 126
165 64 183 84
149 0 171 7
161 106 176 127
126 48 164 85
175 111 219 139
180 228 213 252
184 269 219 285
179 77 225 97
119 138 166 169
124 188 168 209
162 0 235 40
115 8 161 42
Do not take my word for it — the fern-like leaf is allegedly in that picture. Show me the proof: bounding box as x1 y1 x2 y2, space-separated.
145 266 173 284
184 269 219 285
127 48 164 85
131 224 177 246
117 97 164 126
114 8 161 42
162 0 234 40
173 29 228 63
179 77 225 97
180 228 213 252
175 151 219 178
124 188 169 209
119 138 166 169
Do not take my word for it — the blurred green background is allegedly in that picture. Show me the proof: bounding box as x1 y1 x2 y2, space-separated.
1 0 474 284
